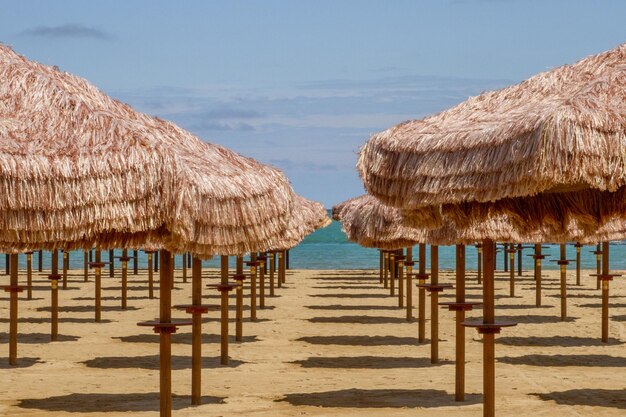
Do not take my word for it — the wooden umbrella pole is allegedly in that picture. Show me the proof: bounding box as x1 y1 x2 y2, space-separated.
595 243 602 290
277 251 283 288
49 249 60 341
398 250 405 308
133 250 139 275
235 255 244 341
121 249 129 310
575 243 582 285
94 250 102 322
383 251 389 288
109 249 115 278
182 253 187 283
389 252 396 296
154 251 159 272
4 253 8 275
8 253 20 365
269 252 276 297
62 250 68 290
508 247 515 297
405 247 413 321
159 250 173 417
83 251 89 282
259 253 266 309
220 255 230 365
493 242 498 271
250 253 257 321
191 256 203 405
281 250 287 284
559 244 568 320
601 241 612 343
477 244 483 284
26 252 33 300
462 238 517 417
503 243 508 272
430 245 439 363
535 244 542 307
455 244 466 401
484 238 496 417
147 252 154 299
418 243 427 343
517 244 523 276
379 250 384 284
38 249 43 272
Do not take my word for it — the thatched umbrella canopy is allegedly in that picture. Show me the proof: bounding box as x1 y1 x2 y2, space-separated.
0 43 296 257
357 44 626 417
358 43 626 233
275 195 331 251
332 194 540 248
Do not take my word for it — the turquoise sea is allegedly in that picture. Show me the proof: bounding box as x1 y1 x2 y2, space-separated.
2 212 625 271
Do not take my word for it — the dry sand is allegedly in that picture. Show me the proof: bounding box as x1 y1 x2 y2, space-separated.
0 265 625 416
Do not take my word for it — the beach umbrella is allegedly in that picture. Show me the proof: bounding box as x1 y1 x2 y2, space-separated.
335 194 509 399
0 44 299 416
357 44 626 417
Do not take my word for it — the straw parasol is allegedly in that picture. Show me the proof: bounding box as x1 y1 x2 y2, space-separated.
0 44 299 416
0 44 296 256
358 44 626 228
357 44 626 417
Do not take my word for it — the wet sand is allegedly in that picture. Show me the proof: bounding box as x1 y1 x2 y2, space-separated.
0 266 625 416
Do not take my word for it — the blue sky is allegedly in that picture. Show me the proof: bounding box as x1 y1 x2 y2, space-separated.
1 0 625 207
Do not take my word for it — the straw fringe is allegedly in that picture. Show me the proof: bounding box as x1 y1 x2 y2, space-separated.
273 196 330 251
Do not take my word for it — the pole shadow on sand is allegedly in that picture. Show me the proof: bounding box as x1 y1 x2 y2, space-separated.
277 388 481 408
18 393 225 413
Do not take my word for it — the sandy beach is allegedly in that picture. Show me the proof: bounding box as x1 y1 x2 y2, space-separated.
1 266 625 416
